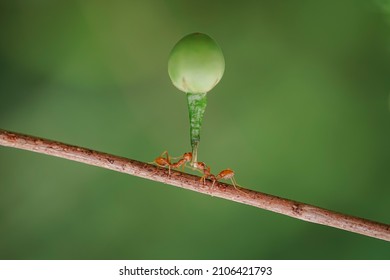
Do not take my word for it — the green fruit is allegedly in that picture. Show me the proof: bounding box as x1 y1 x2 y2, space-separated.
168 33 225 94
168 33 224 165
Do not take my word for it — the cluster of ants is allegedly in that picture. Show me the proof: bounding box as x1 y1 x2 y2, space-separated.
151 151 238 188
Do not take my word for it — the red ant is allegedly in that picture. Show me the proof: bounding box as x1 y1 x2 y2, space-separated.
172 152 192 170
211 168 237 188
151 151 192 175
194 162 239 190
209 168 246 195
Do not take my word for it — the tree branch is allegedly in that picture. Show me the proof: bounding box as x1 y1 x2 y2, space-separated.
0 128 389 241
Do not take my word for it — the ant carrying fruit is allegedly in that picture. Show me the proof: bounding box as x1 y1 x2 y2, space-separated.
151 151 243 194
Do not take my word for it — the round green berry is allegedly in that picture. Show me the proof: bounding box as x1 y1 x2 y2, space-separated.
168 33 225 94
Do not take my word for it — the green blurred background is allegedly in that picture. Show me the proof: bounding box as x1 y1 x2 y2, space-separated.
0 0 389 259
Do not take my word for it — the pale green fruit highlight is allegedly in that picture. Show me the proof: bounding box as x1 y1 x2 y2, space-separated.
168 33 225 94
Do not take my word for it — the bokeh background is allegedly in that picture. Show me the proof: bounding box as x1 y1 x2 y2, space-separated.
1 0 389 259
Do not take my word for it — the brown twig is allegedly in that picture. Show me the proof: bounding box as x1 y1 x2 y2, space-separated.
0 128 389 241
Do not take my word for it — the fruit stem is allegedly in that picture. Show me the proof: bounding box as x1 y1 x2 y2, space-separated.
186 92 207 166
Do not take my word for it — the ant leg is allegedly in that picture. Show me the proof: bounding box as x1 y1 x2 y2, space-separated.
230 176 238 188
147 160 165 176
199 175 207 185
208 175 217 196
230 177 248 196
160 150 170 160
162 151 172 176
206 173 215 188
150 151 173 176
199 173 212 186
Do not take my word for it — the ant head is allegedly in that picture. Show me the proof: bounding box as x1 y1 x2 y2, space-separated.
183 152 192 161
195 161 206 169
